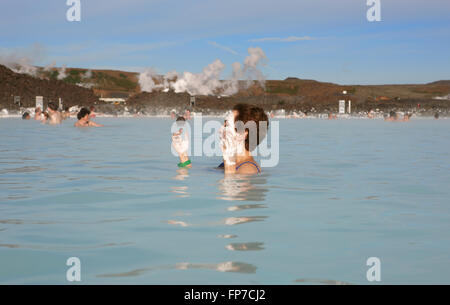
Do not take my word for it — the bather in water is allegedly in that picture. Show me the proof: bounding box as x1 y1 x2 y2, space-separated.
74 107 104 127
172 104 268 175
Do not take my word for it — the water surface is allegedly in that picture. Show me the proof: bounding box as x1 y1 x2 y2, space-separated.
0 118 449 284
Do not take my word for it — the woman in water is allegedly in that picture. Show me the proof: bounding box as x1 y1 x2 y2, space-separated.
385 111 398 121
89 106 97 119
62 107 71 120
22 112 31 120
47 102 62 125
34 107 42 120
172 104 268 175
74 108 104 127
41 112 49 124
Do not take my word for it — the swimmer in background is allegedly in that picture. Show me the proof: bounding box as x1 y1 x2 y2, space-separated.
22 112 31 120
74 108 104 127
47 102 62 125
41 112 49 124
184 109 191 120
328 112 337 120
89 106 97 119
385 111 398 122
367 109 375 119
62 107 71 120
34 107 42 120
402 113 411 122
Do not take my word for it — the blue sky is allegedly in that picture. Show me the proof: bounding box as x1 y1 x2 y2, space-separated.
0 0 449 84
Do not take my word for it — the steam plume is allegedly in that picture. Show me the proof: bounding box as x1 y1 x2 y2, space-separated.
138 47 267 96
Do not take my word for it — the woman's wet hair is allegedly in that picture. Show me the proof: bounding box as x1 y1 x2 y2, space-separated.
176 116 186 127
48 102 58 111
77 108 91 120
389 111 396 118
233 103 269 151
22 112 30 120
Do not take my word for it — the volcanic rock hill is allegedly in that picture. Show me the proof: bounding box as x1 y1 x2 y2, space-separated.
0 64 98 109
126 77 450 115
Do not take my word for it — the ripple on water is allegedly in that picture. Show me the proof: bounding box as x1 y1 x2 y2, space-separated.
1 118 450 284
0 242 133 251
97 261 257 278
295 278 352 285
225 242 265 251
0 166 46 174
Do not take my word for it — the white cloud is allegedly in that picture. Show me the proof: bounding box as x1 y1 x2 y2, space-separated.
249 36 314 42
208 41 238 55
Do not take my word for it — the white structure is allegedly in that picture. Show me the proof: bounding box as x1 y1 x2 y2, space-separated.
339 91 352 114
36 96 43 109
339 100 346 114
14 96 21 107
433 94 450 100
99 98 126 103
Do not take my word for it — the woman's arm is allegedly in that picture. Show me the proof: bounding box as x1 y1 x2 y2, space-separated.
178 152 192 168
88 121 104 127
220 116 238 174
223 160 236 174
172 129 191 168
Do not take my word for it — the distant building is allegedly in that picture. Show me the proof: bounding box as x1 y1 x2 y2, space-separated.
433 94 450 100
36 96 43 109
339 100 346 114
99 92 128 104
99 97 126 103
338 90 352 114
14 96 21 107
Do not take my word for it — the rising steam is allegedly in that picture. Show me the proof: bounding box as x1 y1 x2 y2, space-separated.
57 65 67 80
138 47 267 96
0 44 45 76
0 53 38 76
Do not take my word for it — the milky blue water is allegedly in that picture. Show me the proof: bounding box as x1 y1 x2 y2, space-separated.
0 117 449 284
